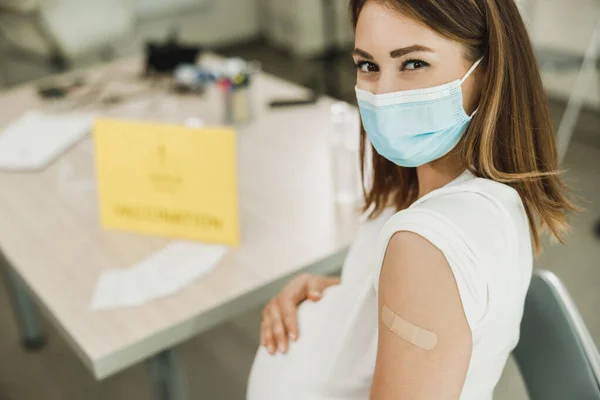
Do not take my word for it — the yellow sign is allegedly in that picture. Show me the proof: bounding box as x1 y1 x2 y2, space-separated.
93 119 240 245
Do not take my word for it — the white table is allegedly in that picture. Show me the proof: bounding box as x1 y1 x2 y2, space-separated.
0 56 361 399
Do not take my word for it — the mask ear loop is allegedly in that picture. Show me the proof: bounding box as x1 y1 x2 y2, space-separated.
460 57 484 85
460 57 484 117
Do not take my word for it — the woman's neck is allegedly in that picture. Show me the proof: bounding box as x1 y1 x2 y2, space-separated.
416 157 465 199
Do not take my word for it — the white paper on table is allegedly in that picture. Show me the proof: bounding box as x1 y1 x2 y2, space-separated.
0 111 93 171
90 270 135 311
90 241 228 311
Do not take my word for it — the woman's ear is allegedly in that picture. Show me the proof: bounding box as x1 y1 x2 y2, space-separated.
466 63 486 115
478 60 488 92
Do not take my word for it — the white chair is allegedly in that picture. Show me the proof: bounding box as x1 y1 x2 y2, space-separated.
39 0 134 61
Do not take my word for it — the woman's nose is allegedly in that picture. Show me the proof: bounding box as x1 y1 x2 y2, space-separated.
373 71 400 95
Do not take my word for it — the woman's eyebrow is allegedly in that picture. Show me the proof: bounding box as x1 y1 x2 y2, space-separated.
390 45 434 58
352 45 434 60
352 48 374 59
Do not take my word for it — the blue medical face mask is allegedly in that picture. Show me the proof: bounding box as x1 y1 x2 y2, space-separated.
355 58 483 167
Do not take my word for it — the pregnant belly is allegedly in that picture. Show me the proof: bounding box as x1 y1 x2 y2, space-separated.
246 284 376 400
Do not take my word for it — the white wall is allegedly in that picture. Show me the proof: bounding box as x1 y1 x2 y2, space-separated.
262 0 352 57
129 0 210 18
112 0 260 57
525 0 600 109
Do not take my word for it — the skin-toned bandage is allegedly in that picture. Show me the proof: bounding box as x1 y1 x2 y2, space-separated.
381 305 438 351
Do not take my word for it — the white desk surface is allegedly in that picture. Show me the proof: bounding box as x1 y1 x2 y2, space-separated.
0 56 362 379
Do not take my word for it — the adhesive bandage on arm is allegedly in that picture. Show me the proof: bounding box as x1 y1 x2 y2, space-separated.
381 305 439 351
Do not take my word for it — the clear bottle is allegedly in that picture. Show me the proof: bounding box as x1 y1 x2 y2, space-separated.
329 102 361 205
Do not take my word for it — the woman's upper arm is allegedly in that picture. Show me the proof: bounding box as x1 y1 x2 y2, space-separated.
370 231 472 400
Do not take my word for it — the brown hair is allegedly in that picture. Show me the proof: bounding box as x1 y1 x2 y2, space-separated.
350 0 577 253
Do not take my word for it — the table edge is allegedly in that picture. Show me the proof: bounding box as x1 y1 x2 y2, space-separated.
91 247 348 380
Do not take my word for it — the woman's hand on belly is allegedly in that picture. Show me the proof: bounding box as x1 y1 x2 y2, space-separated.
260 273 341 355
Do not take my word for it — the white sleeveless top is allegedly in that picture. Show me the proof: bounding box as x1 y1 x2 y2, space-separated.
247 170 533 400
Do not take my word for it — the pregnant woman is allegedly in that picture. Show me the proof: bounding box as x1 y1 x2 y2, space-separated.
247 0 575 399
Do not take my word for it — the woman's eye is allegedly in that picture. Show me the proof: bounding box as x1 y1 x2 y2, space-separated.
402 59 430 71
355 61 379 73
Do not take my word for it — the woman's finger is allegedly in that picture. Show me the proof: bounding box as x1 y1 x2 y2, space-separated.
280 298 299 341
262 301 274 318
269 302 288 353
261 317 276 354
259 316 269 346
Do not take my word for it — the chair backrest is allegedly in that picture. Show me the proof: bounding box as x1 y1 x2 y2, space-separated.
514 270 600 400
